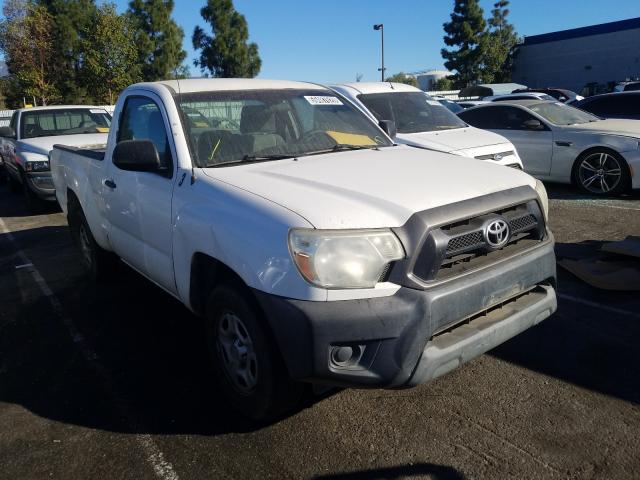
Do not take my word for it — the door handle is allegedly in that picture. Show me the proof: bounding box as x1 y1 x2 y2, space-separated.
104 179 117 189
555 141 573 147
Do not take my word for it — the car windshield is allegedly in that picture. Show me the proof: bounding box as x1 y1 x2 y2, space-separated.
20 108 111 139
175 89 393 167
438 99 464 113
529 102 600 125
357 92 467 133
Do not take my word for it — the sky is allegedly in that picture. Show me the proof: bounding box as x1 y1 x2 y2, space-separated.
3 0 640 83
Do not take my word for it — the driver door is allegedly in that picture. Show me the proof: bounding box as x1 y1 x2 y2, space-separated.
103 94 178 293
489 106 554 176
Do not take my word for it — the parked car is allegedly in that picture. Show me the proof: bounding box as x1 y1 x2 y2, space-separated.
459 100 640 195
51 78 556 420
0 106 111 209
511 88 583 103
331 82 523 168
457 100 490 109
486 92 557 102
573 91 640 120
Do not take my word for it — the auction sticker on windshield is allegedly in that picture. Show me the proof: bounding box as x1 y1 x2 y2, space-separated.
304 96 343 106
426 100 441 106
90 109 108 114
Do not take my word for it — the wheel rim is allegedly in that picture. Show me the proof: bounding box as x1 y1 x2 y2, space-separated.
217 311 258 394
578 152 622 194
78 224 93 268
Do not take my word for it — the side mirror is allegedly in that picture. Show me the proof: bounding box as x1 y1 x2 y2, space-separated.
0 126 16 138
378 119 397 139
113 140 161 173
522 119 544 131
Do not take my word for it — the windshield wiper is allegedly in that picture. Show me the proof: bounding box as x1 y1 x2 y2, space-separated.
301 144 379 157
241 153 297 162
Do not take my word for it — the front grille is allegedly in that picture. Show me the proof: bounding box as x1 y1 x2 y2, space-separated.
446 231 483 256
411 200 545 284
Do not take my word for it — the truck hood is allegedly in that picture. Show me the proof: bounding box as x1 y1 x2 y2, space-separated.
18 133 108 155
397 127 511 153
562 119 640 138
204 145 537 229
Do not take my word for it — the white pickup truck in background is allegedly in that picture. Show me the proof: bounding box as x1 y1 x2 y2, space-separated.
51 79 556 420
0 106 110 209
332 82 524 169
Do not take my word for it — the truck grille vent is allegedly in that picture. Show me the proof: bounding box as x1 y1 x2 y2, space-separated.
412 200 545 283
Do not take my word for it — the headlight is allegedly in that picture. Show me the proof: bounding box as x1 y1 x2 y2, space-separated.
534 179 549 221
25 160 50 172
289 229 405 289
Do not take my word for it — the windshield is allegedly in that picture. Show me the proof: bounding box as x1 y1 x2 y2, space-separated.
357 92 467 133
529 102 600 125
20 108 111 139
438 99 464 113
175 89 392 167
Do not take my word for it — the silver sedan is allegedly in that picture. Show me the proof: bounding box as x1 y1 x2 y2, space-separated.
459 100 640 196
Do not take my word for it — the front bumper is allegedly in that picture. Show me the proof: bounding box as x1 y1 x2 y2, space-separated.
254 239 557 388
25 172 56 200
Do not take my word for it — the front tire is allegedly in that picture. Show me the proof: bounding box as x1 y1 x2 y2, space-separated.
205 285 303 421
68 202 118 281
573 150 630 196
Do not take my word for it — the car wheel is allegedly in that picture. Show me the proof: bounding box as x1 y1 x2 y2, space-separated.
205 285 303 422
573 150 630 196
7 171 20 194
68 202 118 281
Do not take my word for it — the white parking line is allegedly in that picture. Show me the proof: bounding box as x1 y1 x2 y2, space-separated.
558 293 640 319
0 217 179 480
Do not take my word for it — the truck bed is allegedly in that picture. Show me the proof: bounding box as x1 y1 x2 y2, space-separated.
53 144 107 161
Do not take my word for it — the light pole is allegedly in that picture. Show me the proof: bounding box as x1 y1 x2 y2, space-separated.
373 23 385 82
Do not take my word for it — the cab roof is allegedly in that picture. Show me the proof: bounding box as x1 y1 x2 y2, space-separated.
332 82 423 95
150 78 328 93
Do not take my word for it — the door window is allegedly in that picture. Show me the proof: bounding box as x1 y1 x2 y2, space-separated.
490 106 542 130
117 96 173 175
458 107 499 129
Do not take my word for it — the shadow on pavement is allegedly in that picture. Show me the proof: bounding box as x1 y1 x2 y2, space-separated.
544 182 640 201
490 240 640 404
312 463 465 480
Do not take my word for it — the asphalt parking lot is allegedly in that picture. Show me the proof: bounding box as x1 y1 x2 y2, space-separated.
0 182 639 480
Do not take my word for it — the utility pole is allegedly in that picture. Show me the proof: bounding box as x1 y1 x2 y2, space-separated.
373 24 385 82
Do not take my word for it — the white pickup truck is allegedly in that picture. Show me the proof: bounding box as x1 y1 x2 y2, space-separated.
0 106 110 209
51 79 557 420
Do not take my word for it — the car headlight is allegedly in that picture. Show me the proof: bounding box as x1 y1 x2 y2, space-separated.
534 179 549 221
25 160 50 172
289 229 405 289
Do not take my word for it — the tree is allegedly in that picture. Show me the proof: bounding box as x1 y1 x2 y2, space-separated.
434 77 454 91
441 0 486 87
127 0 188 81
192 0 261 78
385 72 418 88
0 0 60 105
36 0 98 103
480 0 519 83
82 4 141 104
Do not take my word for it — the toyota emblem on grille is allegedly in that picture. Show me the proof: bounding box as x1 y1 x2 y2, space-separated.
493 153 504 161
484 218 510 249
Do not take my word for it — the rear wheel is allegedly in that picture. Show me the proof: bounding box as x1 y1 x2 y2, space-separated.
574 150 630 196
68 202 118 281
205 285 303 421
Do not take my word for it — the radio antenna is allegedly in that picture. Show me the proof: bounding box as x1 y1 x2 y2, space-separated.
174 69 196 184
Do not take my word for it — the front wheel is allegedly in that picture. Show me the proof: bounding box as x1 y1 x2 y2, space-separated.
574 150 630 196
205 285 303 421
